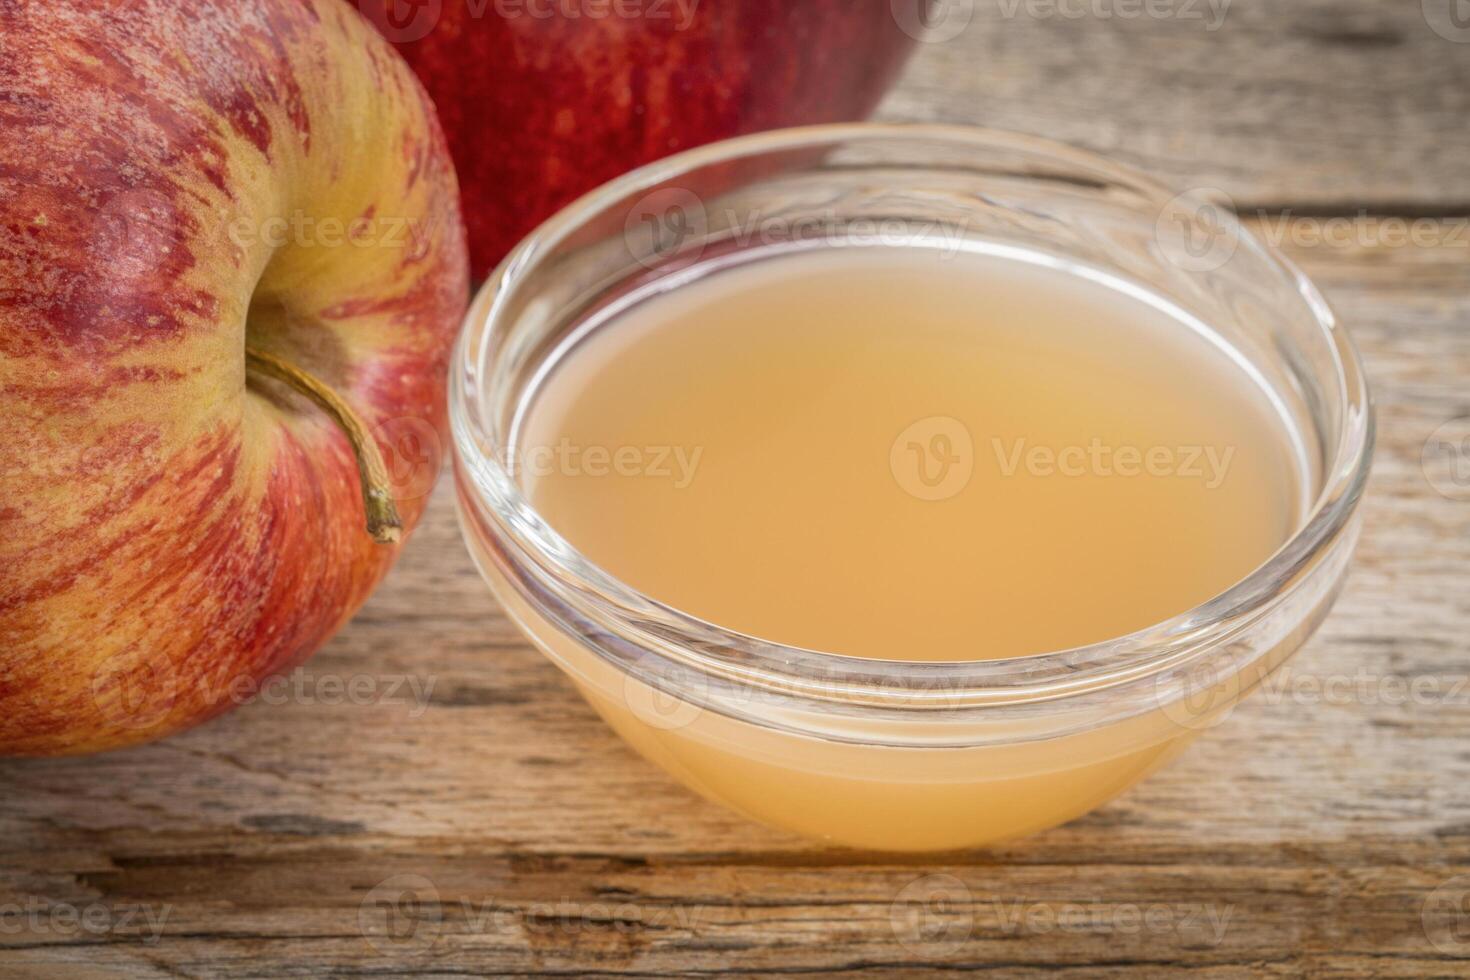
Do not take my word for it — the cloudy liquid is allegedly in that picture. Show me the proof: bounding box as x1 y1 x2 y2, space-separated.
515 245 1302 661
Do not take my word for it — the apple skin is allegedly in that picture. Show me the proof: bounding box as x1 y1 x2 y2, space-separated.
362 0 921 276
0 0 469 755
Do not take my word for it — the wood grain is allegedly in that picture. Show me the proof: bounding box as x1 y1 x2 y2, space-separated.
876 0 1470 212
5 5 1470 976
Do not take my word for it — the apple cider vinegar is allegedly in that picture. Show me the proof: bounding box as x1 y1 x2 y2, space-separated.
482 240 1311 848
483 242 1309 849
455 129 1370 852
514 244 1303 663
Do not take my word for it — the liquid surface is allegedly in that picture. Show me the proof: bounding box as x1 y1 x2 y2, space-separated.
515 245 1301 660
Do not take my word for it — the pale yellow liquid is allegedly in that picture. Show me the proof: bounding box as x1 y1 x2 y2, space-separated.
517 246 1300 660
479 244 1309 850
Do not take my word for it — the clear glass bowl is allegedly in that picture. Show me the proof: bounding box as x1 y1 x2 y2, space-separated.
450 124 1373 851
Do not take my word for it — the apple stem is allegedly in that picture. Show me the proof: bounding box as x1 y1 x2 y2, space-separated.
244 346 402 545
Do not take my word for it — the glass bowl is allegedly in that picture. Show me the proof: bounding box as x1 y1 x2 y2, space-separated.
449 124 1373 851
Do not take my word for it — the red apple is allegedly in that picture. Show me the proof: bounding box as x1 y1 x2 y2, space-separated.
0 0 469 755
360 0 922 276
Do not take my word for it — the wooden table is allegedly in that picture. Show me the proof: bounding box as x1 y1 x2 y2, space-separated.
4 3 1469 976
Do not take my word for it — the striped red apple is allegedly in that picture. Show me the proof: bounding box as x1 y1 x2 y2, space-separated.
0 0 469 754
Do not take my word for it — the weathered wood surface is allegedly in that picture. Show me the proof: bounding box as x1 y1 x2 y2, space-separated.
5 5 1470 977
877 0 1470 211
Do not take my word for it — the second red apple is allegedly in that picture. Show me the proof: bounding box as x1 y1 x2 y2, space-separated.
362 0 921 276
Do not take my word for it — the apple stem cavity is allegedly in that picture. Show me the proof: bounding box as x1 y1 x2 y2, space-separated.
244 346 403 545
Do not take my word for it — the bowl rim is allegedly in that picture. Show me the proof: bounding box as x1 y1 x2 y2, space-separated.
449 121 1375 708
